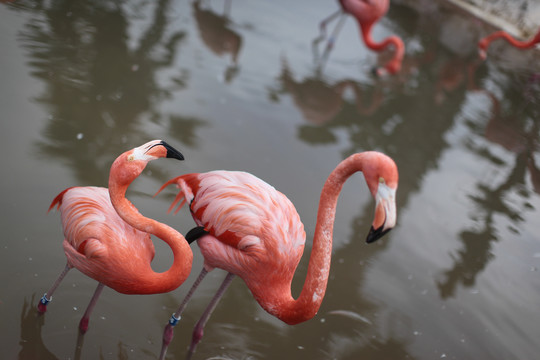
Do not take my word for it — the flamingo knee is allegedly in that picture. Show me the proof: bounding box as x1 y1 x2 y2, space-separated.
37 293 51 313
79 317 90 334
191 321 205 348
162 323 175 346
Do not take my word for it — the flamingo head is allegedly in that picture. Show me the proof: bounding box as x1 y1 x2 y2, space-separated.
361 152 398 243
110 140 184 186
373 37 404 77
477 38 489 60
374 60 401 77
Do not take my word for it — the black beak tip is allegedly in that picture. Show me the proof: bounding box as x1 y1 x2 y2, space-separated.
185 226 209 244
366 226 391 244
161 141 184 161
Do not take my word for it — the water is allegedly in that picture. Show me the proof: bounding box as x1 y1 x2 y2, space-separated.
1 1 540 359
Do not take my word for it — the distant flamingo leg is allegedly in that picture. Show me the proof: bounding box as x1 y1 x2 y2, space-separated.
312 9 343 61
319 14 348 69
78 282 105 334
186 272 236 360
37 263 71 313
159 267 209 360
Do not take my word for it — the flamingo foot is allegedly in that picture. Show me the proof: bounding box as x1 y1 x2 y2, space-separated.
37 294 50 313
79 317 89 334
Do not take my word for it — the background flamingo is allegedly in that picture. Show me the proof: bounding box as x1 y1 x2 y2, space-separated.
157 151 398 359
37 140 193 334
314 0 404 75
478 26 540 59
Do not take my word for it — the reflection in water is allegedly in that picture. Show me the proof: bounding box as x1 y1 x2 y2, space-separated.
18 295 58 360
273 57 385 139
438 72 540 298
9 2 204 358
3 0 540 358
434 57 471 105
18 295 132 360
167 114 209 148
98 342 130 360
307 207 416 359
438 152 531 299
192 0 242 83
13 0 196 185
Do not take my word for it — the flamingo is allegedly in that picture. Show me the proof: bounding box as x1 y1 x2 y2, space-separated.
314 0 404 76
157 151 398 359
37 140 193 334
478 26 540 59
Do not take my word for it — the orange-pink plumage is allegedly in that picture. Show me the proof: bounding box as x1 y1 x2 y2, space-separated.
478 26 540 59
157 151 399 360
37 140 192 334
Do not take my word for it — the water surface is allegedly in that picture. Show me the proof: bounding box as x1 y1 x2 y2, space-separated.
1 1 540 359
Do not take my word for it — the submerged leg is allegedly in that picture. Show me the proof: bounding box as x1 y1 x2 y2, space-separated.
159 268 209 360
186 272 236 360
37 263 71 313
78 282 105 334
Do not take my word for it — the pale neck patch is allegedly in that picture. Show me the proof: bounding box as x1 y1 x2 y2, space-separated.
376 182 396 230
131 141 161 161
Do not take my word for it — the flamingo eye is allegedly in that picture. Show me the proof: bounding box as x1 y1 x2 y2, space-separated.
128 155 135 162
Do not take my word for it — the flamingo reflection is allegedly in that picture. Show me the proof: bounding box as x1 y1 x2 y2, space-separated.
18 295 58 360
438 78 540 299
192 0 242 83
274 58 385 127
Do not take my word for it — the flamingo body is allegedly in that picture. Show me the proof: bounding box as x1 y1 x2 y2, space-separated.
339 0 388 25
38 140 192 332
157 151 398 358
52 186 171 294
171 172 307 313
339 0 404 75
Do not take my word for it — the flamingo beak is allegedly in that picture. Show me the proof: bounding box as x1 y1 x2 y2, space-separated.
143 141 184 161
366 182 396 243
160 141 184 161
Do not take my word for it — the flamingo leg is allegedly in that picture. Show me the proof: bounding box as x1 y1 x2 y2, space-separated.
73 328 86 360
37 263 71 313
186 272 235 360
159 267 209 360
319 13 348 69
78 282 105 334
312 9 344 63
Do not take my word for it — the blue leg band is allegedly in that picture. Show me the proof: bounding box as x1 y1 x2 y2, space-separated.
40 293 51 305
169 313 181 326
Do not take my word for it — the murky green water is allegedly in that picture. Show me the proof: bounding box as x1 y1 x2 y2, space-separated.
1 1 540 359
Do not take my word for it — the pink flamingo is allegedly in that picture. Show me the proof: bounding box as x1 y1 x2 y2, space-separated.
478 26 540 59
315 0 404 75
37 140 193 334
157 151 398 359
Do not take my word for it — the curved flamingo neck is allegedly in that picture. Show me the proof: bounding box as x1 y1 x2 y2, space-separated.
108 162 193 294
253 153 370 325
360 23 404 73
481 29 540 51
